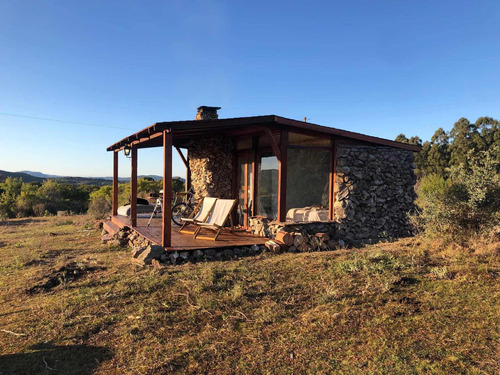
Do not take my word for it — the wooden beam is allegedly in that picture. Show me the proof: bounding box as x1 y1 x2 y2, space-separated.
112 150 118 216
277 130 288 222
264 128 281 160
175 146 189 168
130 146 138 227
175 146 191 192
329 137 338 221
162 131 173 247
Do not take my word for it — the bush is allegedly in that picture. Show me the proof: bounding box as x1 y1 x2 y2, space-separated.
414 146 500 243
32 203 46 217
88 196 111 220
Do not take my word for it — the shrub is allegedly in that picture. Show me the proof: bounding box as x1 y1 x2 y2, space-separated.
414 146 500 243
32 203 46 217
88 196 111 220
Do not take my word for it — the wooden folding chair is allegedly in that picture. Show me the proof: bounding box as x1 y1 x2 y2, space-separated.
179 197 217 235
193 199 237 241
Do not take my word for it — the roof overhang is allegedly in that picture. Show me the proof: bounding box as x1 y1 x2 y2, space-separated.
106 115 422 152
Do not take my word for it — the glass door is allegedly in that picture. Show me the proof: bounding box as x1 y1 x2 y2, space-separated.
257 152 279 220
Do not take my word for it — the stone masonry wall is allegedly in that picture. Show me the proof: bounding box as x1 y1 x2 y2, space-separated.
334 145 417 245
188 136 233 200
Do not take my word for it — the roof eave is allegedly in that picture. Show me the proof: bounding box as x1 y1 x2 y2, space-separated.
106 115 422 153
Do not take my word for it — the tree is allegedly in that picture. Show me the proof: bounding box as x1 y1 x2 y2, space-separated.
408 136 422 146
475 117 500 163
427 128 451 176
449 118 480 168
16 182 40 216
0 177 23 218
172 177 185 194
395 134 409 143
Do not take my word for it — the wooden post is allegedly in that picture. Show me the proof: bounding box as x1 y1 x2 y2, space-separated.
130 146 138 227
112 150 118 216
162 131 173 247
186 153 191 193
277 130 288 222
243 161 249 226
329 137 338 221
231 139 238 225
251 136 258 217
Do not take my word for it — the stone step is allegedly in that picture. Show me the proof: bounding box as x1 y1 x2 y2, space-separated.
101 233 114 243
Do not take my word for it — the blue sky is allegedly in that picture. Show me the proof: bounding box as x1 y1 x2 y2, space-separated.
1 0 499 178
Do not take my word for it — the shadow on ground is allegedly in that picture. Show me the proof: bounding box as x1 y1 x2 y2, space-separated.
0 218 46 226
0 343 111 375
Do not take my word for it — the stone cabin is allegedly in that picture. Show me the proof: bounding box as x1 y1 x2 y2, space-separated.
107 106 420 247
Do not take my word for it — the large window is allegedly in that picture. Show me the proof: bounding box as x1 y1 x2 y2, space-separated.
286 133 331 222
257 153 279 219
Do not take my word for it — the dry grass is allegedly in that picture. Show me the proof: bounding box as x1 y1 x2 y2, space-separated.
0 216 499 374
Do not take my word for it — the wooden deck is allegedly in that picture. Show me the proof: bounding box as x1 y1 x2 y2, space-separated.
110 215 267 251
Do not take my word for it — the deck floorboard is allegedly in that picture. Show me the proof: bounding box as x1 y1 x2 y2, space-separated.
111 215 267 251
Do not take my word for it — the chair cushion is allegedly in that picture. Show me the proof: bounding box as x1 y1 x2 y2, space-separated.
117 204 155 217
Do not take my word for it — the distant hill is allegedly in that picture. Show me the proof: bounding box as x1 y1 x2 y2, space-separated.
0 170 184 186
19 170 164 181
18 170 59 178
0 170 44 183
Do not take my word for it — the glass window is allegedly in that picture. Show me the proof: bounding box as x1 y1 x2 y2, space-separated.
257 152 278 219
286 148 330 222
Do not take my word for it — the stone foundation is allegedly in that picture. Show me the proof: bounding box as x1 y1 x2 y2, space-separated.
103 226 266 266
188 136 233 200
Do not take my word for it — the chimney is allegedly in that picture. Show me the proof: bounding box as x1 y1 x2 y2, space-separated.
195 106 221 120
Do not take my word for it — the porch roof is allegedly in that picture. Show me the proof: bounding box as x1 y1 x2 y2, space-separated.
106 115 421 152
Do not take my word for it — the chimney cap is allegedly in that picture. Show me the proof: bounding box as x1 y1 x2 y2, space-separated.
197 106 221 111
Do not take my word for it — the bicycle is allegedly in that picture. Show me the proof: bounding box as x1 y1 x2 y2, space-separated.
171 188 196 226
147 187 196 227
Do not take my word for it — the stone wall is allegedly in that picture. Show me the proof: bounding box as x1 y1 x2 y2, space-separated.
334 145 417 245
188 136 233 200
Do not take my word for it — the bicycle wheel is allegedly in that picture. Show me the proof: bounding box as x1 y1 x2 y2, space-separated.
171 203 194 226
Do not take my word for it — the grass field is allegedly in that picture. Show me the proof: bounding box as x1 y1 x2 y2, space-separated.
0 215 499 374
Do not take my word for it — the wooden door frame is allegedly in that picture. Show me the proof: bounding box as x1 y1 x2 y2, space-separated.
236 150 254 228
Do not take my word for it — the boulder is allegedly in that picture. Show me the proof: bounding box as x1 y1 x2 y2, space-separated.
134 245 165 265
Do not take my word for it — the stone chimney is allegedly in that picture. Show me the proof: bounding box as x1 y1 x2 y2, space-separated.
195 106 221 120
